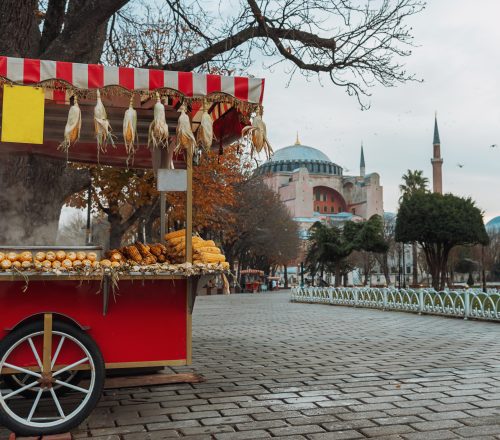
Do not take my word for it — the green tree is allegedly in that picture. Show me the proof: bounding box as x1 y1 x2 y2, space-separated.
306 215 388 287
399 170 429 200
399 169 429 286
395 192 489 290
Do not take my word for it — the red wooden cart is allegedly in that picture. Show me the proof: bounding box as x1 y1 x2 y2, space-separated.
0 56 265 436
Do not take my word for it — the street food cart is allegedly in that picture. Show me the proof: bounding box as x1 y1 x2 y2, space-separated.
240 269 265 293
0 56 265 435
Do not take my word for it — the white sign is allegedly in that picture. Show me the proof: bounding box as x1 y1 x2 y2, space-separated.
157 169 187 192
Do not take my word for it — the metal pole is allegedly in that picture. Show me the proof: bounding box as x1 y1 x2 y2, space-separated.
300 262 304 287
160 193 166 244
86 183 92 245
398 245 401 289
402 243 406 288
482 245 487 293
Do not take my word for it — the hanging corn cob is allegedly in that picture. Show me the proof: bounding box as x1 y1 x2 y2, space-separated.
176 103 196 153
166 138 176 169
59 96 81 153
241 107 273 159
148 92 169 149
94 89 114 154
197 100 213 151
123 96 138 167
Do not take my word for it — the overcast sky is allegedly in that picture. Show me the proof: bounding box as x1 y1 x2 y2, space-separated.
252 0 500 222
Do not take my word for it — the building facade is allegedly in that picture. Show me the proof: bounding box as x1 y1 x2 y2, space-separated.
256 138 384 225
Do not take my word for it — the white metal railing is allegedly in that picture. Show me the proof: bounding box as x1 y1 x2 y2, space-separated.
290 287 500 321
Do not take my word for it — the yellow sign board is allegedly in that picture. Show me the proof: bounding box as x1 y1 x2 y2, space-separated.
1 85 45 144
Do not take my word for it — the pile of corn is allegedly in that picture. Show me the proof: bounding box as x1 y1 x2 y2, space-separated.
165 230 228 269
104 242 169 266
0 250 101 271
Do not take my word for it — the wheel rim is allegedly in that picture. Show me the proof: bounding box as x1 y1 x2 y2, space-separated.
0 330 96 429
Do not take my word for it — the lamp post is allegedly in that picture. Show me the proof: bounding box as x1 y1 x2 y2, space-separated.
402 242 406 288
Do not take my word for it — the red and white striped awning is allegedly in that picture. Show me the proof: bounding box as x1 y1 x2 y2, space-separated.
0 56 265 105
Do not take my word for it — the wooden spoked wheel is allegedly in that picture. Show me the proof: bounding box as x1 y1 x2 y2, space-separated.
0 318 104 436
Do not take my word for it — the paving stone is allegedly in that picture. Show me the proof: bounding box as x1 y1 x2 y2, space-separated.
360 424 416 436
409 419 464 431
200 415 253 426
214 430 271 439
402 430 458 440
307 431 365 440
270 425 326 436
453 425 500 437
122 431 179 439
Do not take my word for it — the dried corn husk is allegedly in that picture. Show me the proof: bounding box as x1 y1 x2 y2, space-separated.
176 103 196 154
166 138 176 170
241 107 273 159
197 101 213 151
123 96 138 167
148 93 169 149
94 89 114 154
59 96 81 153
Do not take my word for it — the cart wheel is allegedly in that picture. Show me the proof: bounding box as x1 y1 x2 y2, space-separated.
3 370 83 399
0 320 104 436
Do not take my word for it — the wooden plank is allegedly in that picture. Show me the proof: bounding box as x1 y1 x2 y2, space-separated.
185 146 193 263
104 359 187 369
42 313 52 374
104 372 205 389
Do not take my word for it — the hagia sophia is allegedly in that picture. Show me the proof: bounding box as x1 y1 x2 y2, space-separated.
256 135 383 238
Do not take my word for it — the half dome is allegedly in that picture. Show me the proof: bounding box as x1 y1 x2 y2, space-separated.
486 216 500 233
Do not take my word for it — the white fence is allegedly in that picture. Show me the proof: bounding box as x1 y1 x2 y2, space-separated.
291 287 500 321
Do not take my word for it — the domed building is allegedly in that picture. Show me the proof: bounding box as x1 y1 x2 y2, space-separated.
486 217 500 234
256 137 384 227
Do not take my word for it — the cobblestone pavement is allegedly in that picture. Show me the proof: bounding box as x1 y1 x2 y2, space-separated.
4 291 500 439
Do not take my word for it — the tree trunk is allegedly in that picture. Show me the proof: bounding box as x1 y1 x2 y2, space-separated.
412 242 418 286
108 213 125 250
334 264 341 287
0 0 40 57
0 154 89 244
284 264 288 289
382 252 391 286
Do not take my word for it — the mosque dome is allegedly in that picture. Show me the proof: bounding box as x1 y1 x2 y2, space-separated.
255 136 343 176
486 216 500 234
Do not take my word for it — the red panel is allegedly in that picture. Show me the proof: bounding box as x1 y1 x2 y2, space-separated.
178 71 193 96
206 75 221 95
88 64 104 88
119 67 135 90
149 69 164 90
234 77 248 101
23 58 40 84
0 279 187 366
56 61 73 84
0 56 6 77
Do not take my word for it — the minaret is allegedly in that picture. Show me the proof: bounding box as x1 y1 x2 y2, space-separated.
431 114 443 193
360 143 366 177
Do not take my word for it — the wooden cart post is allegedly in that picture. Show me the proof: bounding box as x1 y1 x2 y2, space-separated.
42 313 53 374
186 144 193 363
